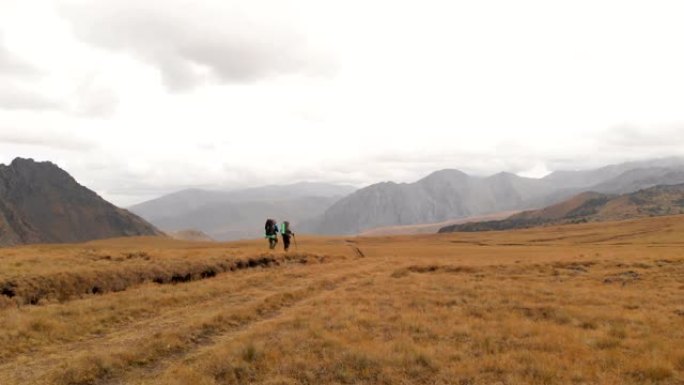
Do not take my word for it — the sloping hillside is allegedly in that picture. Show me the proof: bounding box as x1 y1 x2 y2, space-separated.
0 158 163 246
359 211 518 236
439 184 684 233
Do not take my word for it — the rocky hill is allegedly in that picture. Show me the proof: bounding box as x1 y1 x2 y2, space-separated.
0 158 163 246
438 184 684 233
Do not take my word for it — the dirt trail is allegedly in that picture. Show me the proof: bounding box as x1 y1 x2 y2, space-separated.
120 260 388 385
0 258 375 385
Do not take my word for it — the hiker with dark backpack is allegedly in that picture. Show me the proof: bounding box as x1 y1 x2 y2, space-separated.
280 220 295 251
264 218 279 250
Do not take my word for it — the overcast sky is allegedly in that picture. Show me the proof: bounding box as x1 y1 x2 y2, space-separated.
1 0 684 206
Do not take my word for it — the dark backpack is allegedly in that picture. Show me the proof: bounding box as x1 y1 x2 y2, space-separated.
265 219 276 236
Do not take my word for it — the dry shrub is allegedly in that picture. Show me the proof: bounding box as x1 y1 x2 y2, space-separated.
607 324 627 339
261 376 298 385
51 354 121 385
240 342 261 363
390 268 410 278
523 365 558 385
516 306 572 325
406 264 477 274
332 351 384 384
402 349 439 381
160 366 217 385
0 295 15 309
630 365 674 382
593 337 622 350
551 261 595 273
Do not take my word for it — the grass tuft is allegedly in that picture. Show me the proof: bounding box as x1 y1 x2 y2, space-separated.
630 365 674 382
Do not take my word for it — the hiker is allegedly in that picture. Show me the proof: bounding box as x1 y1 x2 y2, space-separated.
264 218 279 250
280 220 295 251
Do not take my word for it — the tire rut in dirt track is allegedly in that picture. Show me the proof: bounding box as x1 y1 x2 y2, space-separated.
0 266 297 371
0 259 377 385
108 261 383 385
0 270 274 364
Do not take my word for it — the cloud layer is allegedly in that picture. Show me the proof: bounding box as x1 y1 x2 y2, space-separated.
58 0 332 90
0 35 57 111
0 42 35 76
2 0 684 206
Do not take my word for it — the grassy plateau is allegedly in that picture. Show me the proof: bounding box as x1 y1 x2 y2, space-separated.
0 215 683 385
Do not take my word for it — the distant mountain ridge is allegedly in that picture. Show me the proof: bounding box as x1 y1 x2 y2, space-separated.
542 157 684 190
169 229 214 242
438 183 684 233
129 182 356 241
0 158 162 246
313 171 555 234
128 157 684 238
313 158 684 235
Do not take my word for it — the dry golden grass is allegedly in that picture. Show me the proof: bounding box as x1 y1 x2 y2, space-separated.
1 215 683 384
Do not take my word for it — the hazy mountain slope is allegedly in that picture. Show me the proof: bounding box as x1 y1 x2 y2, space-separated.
541 157 684 190
0 158 163 246
224 182 357 202
590 167 684 194
128 189 232 222
515 192 608 221
359 211 518 236
532 165 684 208
439 184 684 233
216 197 339 240
130 183 354 220
315 170 557 235
168 229 214 242
130 183 354 241
147 196 337 240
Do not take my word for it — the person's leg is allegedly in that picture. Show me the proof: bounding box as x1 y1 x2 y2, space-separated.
283 235 290 251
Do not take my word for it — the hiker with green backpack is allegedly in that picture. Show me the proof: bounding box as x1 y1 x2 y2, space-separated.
280 220 295 251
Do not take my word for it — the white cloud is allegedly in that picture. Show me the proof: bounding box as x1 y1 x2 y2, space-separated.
0 83 63 111
57 0 334 90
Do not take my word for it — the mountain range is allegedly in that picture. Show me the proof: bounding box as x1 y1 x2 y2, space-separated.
438 183 684 233
313 158 684 234
0 158 162 246
129 157 684 238
128 183 356 240
4 156 682 246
